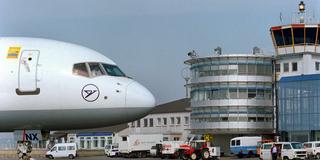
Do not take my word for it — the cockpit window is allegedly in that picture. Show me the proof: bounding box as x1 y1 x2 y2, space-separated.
102 64 126 77
73 63 89 77
88 63 105 77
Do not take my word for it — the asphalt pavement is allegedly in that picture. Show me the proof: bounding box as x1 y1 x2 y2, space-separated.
0 156 260 160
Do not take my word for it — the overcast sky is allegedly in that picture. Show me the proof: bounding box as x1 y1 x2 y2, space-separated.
0 0 319 104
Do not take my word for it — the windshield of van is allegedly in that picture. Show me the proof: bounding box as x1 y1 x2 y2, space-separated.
105 145 111 149
291 143 303 149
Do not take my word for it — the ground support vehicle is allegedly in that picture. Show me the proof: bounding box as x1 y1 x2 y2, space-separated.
178 140 220 160
230 136 261 158
160 141 184 159
105 143 119 157
118 134 163 158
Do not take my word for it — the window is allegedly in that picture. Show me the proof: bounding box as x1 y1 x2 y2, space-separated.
248 117 256 122
107 137 112 144
273 30 284 46
263 144 272 149
239 88 248 99
50 147 57 152
174 137 180 141
316 62 320 71
58 146 66 151
149 118 153 127
163 118 167 125
257 117 264 122
93 137 98 148
137 120 141 127
102 64 126 77
248 88 256 99
283 144 292 149
292 62 298 72
131 122 135 128
275 63 280 72
231 140 235 146
283 28 293 45
100 137 105 148
144 119 148 127
293 28 304 44
73 63 89 77
89 63 104 77
304 143 312 148
177 117 181 125
229 88 238 99
122 137 127 141
170 117 175 125
221 117 228 122
283 63 289 72
67 146 75 150
236 140 240 146
163 137 169 141
184 117 189 125
315 143 320 147
306 27 317 44
157 118 161 125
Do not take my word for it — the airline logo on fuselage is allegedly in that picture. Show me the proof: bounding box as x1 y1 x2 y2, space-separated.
7 46 21 59
81 84 100 102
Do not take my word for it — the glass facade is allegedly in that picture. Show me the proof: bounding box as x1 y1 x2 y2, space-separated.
279 74 320 142
186 55 274 134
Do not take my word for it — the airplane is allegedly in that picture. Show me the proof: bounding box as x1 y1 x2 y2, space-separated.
0 37 155 144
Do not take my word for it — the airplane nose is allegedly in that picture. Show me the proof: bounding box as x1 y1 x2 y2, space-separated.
126 81 156 108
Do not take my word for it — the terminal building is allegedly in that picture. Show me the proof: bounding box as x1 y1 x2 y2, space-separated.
184 52 274 153
270 2 320 142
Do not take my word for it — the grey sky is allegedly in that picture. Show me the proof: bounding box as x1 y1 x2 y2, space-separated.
0 0 319 104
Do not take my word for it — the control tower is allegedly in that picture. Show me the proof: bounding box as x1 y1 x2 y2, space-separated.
270 1 320 142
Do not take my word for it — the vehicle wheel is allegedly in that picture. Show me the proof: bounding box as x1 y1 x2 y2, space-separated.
283 156 289 160
68 154 75 159
180 153 188 160
202 150 210 160
237 152 243 158
48 155 54 159
316 153 320 160
191 153 197 160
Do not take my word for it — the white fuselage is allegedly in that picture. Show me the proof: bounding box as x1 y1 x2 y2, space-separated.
0 37 155 131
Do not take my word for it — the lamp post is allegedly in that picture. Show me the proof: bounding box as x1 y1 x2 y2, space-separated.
181 67 191 98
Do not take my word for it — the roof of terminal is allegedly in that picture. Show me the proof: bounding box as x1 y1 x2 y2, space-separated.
184 54 273 65
150 98 191 114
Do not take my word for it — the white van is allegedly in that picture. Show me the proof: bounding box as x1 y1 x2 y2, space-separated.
230 136 261 157
260 142 307 160
303 141 320 159
46 143 77 159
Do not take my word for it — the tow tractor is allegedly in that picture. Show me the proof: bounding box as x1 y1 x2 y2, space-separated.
178 139 220 160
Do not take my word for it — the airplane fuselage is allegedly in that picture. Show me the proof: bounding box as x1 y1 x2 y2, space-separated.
0 37 155 131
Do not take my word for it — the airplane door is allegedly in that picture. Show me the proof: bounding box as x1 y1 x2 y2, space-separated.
17 50 40 95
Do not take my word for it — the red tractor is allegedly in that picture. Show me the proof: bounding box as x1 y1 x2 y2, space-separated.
178 140 211 160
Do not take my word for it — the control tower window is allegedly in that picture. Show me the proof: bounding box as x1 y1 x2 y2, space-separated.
293 28 304 45
283 28 293 46
73 63 89 77
306 28 317 44
102 64 126 77
89 63 105 77
273 30 284 46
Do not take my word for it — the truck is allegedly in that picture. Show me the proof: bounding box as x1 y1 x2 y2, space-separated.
104 143 119 157
230 136 261 157
160 141 184 159
118 134 163 158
